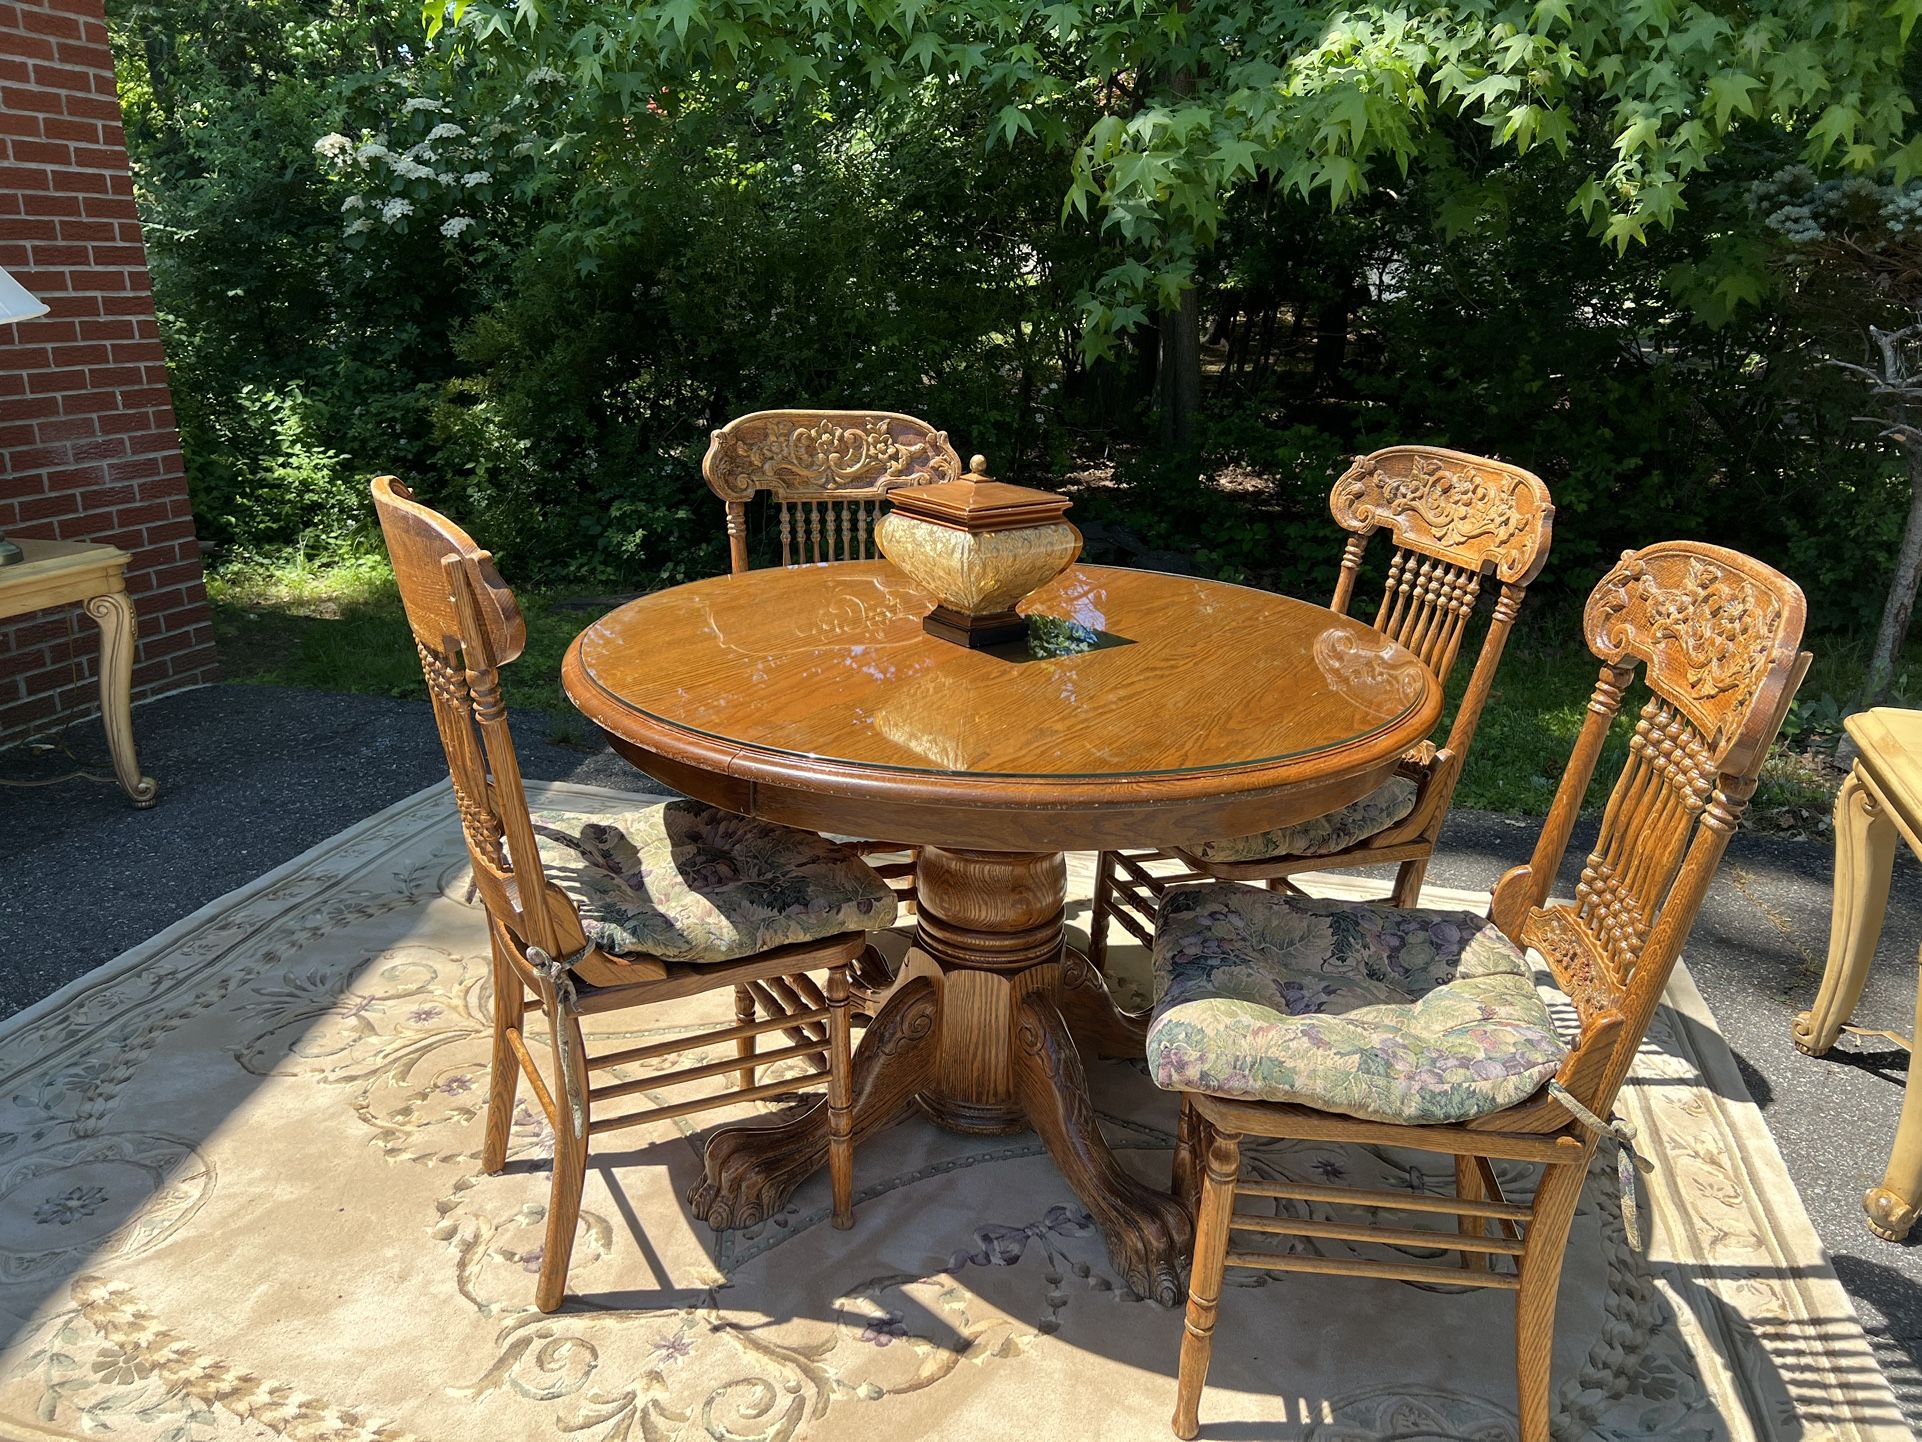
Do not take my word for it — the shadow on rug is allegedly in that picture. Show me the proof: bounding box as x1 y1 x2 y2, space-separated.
0 781 1905 1441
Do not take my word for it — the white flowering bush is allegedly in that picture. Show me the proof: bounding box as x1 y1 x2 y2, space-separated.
310 72 573 244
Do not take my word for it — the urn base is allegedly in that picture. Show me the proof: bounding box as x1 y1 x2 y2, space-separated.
923 604 1027 649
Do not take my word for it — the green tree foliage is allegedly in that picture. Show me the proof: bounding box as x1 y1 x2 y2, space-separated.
112 0 489 559
417 0 1921 351
111 0 1920 647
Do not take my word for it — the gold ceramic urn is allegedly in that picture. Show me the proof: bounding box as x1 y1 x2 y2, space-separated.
874 455 1081 648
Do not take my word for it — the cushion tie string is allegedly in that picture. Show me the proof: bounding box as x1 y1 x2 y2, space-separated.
1548 1080 1654 1251
526 945 589 1139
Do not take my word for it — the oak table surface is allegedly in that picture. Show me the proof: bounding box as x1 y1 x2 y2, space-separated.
564 561 1441 852
562 561 1443 1303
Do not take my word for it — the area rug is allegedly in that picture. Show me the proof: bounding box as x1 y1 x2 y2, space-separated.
0 780 1904 1442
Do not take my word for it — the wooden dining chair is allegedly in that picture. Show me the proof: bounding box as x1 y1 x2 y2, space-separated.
703 408 964 573
1089 445 1553 969
372 477 900 1312
704 409 963 918
1150 540 1808 1442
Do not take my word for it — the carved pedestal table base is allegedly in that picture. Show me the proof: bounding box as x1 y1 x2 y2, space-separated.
690 847 1192 1304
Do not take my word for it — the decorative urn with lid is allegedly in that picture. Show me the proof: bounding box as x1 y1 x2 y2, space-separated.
874 455 1082 648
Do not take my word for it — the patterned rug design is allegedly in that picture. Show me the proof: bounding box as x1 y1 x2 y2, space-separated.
0 781 1905 1441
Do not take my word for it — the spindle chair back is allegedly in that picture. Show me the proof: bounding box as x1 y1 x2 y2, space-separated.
1091 446 1554 968
1166 539 1808 1442
704 409 962 573
373 477 867 1314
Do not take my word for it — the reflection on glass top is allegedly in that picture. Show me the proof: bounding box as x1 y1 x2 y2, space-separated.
573 563 1438 780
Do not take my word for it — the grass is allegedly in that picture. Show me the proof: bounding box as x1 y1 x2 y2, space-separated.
205 551 1873 828
207 551 599 748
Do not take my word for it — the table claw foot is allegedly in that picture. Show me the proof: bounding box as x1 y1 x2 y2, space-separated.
1094 1188 1191 1306
689 977 939 1229
1060 948 1150 1060
689 1110 819 1229
1013 993 1194 1305
1865 1185 1917 1242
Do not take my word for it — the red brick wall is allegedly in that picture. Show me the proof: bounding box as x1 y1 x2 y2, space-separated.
0 0 215 744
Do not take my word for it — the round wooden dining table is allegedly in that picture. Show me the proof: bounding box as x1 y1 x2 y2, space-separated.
562 560 1442 1303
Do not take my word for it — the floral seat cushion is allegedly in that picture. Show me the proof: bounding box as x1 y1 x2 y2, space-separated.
531 801 897 965
1146 884 1565 1124
1192 776 1419 865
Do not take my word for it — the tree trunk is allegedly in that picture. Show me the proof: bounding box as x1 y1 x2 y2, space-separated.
1153 48 1200 463
1157 287 1201 457
1867 443 1922 702
1312 294 1352 393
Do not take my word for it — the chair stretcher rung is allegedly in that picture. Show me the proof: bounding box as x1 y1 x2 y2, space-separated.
588 1007 831 1071
1229 1210 1526 1256
1109 905 1156 946
1226 1249 1522 1290
1235 1178 1531 1220
747 979 827 1042
590 1037 827 1103
504 1028 557 1125
1113 852 1176 890
589 1073 822 1134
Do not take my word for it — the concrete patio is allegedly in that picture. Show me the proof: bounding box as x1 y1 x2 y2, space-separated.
4 681 1919 1428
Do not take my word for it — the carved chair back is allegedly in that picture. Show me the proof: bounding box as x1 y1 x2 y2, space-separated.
704 409 963 573
371 476 588 961
1490 542 1809 1127
1324 447 1553 837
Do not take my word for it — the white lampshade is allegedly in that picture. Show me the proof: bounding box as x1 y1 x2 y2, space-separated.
0 267 48 327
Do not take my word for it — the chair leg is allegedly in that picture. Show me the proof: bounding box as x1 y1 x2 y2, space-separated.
1514 1157 1586 1442
1171 1094 1203 1214
1391 855 1429 908
535 991 591 1315
826 965 855 1229
1173 1123 1242 1440
1455 1154 1488 1272
1089 851 1118 971
482 932 523 1175
733 984 758 1090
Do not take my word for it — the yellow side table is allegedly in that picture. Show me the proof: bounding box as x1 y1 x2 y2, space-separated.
0 538 157 807
1794 706 1922 1238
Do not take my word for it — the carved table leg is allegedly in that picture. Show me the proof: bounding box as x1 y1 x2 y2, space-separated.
1059 947 1150 1060
690 976 938 1228
84 589 157 808
1866 936 1922 1242
908 847 1067 1135
1013 993 1194 1305
1796 767 1896 1056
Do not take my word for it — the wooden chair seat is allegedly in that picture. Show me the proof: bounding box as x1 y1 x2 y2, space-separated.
531 799 897 965
1147 883 1566 1124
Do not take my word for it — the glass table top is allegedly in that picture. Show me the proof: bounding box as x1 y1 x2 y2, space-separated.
570 562 1438 781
